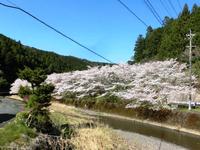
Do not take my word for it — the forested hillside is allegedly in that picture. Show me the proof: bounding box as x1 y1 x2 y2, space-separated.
133 4 200 75
0 34 105 92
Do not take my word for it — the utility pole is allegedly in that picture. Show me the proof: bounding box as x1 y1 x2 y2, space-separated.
186 29 195 110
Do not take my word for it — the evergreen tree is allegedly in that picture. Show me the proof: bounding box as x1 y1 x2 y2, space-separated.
191 4 198 14
133 35 145 62
179 4 190 18
163 16 173 26
144 28 163 60
0 70 8 90
190 4 200 46
0 33 104 92
19 67 47 88
19 67 54 133
132 4 200 63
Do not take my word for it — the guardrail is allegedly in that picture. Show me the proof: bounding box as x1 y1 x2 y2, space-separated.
169 101 200 106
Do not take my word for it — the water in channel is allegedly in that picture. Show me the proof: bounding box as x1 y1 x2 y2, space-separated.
95 114 200 150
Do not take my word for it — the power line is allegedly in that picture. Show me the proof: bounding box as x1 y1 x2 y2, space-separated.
0 2 114 64
167 0 178 16
159 0 172 17
144 0 163 25
6 0 17 7
116 0 148 27
146 0 163 24
177 0 182 11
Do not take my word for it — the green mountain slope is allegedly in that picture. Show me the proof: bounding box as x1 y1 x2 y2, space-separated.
132 4 200 79
0 34 106 92
133 4 200 63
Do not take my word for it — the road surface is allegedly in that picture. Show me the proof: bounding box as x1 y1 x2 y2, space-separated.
0 97 24 127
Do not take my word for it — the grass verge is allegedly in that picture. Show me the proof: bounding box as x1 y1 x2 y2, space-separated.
0 112 37 146
49 102 132 149
60 97 200 131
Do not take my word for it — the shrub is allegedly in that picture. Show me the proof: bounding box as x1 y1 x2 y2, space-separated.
15 111 29 124
19 67 55 134
26 109 53 133
185 113 200 129
26 95 38 108
63 91 77 99
0 115 36 146
96 93 121 104
18 86 32 98
135 106 172 122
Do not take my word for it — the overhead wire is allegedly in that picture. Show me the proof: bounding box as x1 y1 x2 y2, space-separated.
0 1 114 64
144 0 163 25
167 0 178 16
6 0 17 6
146 0 163 23
116 0 148 27
177 0 182 11
159 0 172 18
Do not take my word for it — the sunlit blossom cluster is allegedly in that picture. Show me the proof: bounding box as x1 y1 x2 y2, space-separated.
10 79 31 94
10 59 197 104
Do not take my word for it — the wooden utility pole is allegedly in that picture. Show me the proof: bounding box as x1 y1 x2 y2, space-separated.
186 29 195 110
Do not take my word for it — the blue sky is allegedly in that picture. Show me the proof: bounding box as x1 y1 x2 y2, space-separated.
0 0 198 63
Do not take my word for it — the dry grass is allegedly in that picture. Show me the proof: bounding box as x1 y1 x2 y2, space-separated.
71 127 113 150
7 95 23 101
49 102 95 125
71 127 133 150
49 102 135 150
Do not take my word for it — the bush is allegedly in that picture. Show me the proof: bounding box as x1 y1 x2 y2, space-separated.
18 86 32 98
15 111 29 124
26 95 37 108
26 109 53 133
50 112 75 138
135 106 172 122
185 113 200 130
96 93 121 104
0 115 37 146
63 91 76 99
19 68 55 134
0 77 8 89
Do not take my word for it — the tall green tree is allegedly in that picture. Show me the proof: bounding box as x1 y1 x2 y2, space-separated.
0 70 8 90
19 67 47 88
132 4 200 63
0 33 104 92
19 67 54 133
144 28 163 60
191 4 198 14
133 35 145 62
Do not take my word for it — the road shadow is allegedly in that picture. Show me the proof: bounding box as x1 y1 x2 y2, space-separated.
0 114 16 123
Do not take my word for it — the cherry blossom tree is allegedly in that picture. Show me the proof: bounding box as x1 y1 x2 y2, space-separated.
10 59 198 105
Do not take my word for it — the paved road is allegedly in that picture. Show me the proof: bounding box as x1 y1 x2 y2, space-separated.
0 97 24 126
